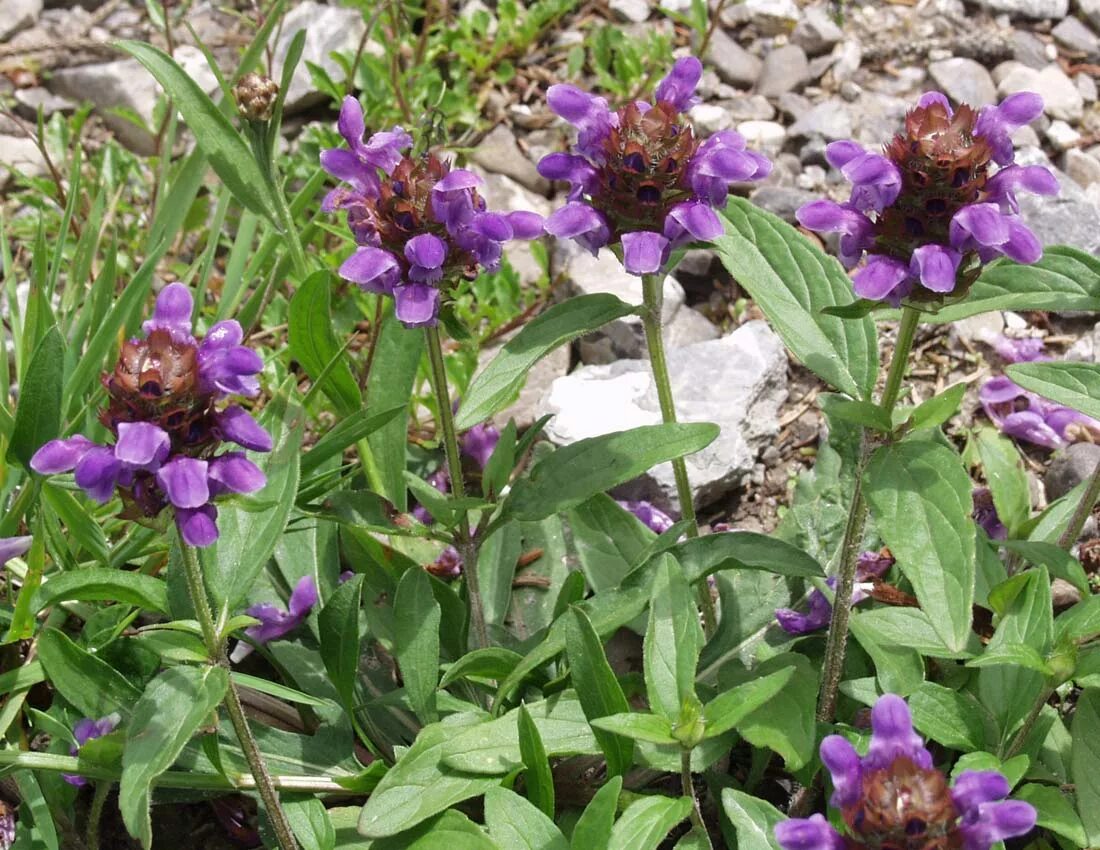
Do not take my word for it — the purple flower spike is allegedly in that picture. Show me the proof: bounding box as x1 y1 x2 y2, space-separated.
64 714 120 787
775 694 1036 850
157 457 210 509
216 406 273 452
973 486 1007 540
177 505 219 547
143 283 194 343
0 536 31 569
114 422 170 470
539 56 770 276
245 576 318 644
797 91 1053 305
74 447 121 504
208 453 266 496
405 234 448 284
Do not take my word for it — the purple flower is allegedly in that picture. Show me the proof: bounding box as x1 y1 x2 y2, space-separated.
322 97 543 329
413 420 500 524
775 551 893 635
0 536 31 570
539 56 770 276
775 694 1036 850
990 334 1047 364
30 284 269 547
980 374 1100 449
796 92 1054 306
972 487 1007 540
617 500 675 534
244 576 318 644
426 545 463 580
63 714 120 787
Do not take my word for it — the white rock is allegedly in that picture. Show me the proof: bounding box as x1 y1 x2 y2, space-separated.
539 321 788 509
949 312 1006 347
1000 63 1083 121
0 135 48 188
0 0 41 40
469 124 548 193
1004 311 1030 330
724 0 802 34
51 59 160 154
787 99 854 140
475 328 570 430
1079 0 1100 30
609 0 650 22
1015 147 1100 254
1064 148 1100 186
690 103 735 135
791 5 843 55
928 57 997 105
1046 119 1082 150
973 0 1068 17
1078 72 1098 102
736 120 786 153
705 29 762 88
274 1 368 110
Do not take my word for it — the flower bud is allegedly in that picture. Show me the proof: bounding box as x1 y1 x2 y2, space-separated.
233 72 279 122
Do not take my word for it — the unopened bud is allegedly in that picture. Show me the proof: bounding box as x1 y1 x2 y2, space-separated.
233 72 279 122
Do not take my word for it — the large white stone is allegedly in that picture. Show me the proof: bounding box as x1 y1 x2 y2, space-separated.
274 2 369 110
0 0 40 40
929 58 997 106
538 321 788 510
974 0 1068 17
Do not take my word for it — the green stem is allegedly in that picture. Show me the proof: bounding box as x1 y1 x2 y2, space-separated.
641 273 717 637
1058 456 1100 550
247 120 310 282
1004 686 1053 759
424 325 488 650
680 749 709 842
0 750 353 792
178 542 299 850
86 781 110 850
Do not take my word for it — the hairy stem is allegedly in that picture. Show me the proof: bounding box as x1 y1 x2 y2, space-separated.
681 749 709 842
1004 686 1054 760
1058 456 1100 550
86 781 110 850
424 325 488 650
641 273 717 637
178 542 299 850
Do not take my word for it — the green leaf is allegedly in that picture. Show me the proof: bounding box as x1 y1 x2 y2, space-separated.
907 682 990 752
456 294 636 430
1007 360 1100 421
484 786 568 850
564 606 634 776
590 712 677 745
932 247 1100 322
714 196 878 400
722 653 817 769
41 482 111 565
8 325 63 468
301 405 403 477
37 627 142 719
289 270 362 417
666 531 825 582
1003 540 1089 596
702 664 797 740
505 424 719 521
517 704 555 819
906 382 966 431
967 642 1052 674
359 809 497 849
644 555 702 721
719 789 784 850
567 494 655 592
319 574 364 712
439 647 524 688
821 397 893 433
285 796 336 850
357 719 500 838
571 777 622 849
32 568 168 614
607 795 691 850
1016 783 1088 847
852 607 977 658
119 665 229 848
116 41 278 221
394 567 441 724
864 439 976 652
1071 688 1100 846
974 428 1031 536
848 613 926 696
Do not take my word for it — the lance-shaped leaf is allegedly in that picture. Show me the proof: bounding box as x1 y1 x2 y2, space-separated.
1007 360 1100 421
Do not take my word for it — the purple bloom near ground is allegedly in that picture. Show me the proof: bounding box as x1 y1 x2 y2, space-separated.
412 420 501 526
774 694 1036 850
0 536 31 570
538 56 771 275
972 487 1008 540
63 714 120 787
617 500 675 534
775 551 893 635
796 91 1055 306
321 98 543 328
29 284 270 547
245 576 318 644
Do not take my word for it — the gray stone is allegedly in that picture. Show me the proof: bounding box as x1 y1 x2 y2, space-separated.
476 328 570 431
787 99 853 140
948 312 1006 347
1045 442 1100 500
749 185 817 224
723 0 801 34
50 58 160 154
829 40 863 84
973 0 1068 16
1014 29 1054 68
756 44 810 98
1015 146 1100 253
791 5 843 55
1079 72 1099 101
723 94 776 121
0 0 41 40
689 104 735 135
1053 15 1100 55
0 135 48 188
1047 119 1082 150
1079 0 1100 29
1000 63 1084 121
1051 578 1082 608
736 119 786 154
274 1 368 110
469 124 549 194
13 87 74 119
1064 148 1100 186
538 321 788 510
706 29 762 88
609 0 649 22
929 57 997 106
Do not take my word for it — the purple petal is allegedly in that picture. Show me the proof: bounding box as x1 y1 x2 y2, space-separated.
795 200 874 267
143 283 194 341
775 590 833 635
208 453 266 495
544 203 611 256
979 375 1024 407
774 815 846 850
617 500 675 534
177 505 219 547
852 255 911 301
985 165 1059 214
1000 409 1065 449
824 140 866 170
996 91 1044 126
74 447 121 503
114 422 171 470
340 247 401 295
31 436 95 474
471 212 513 242
910 244 961 293
461 423 500 469
1001 221 1042 264
842 153 902 212
655 56 702 112
215 406 273 452
622 231 670 275
864 693 933 771
0 536 31 568
952 771 1010 814
918 91 953 113
951 204 1010 251
546 84 615 158
393 283 441 328
320 148 373 186
819 734 862 807
664 201 722 248
337 95 365 147
506 211 545 239
991 335 1046 363
288 575 319 619
958 801 1037 850
434 170 482 193
404 233 448 284
361 127 412 173
157 457 210 509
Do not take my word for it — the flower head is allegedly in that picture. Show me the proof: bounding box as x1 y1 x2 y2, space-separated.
244 576 318 644
776 551 893 635
775 694 1036 850
539 56 771 276
63 714 120 787
796 92 1055 306
30 284 270 547
322 97 543 328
